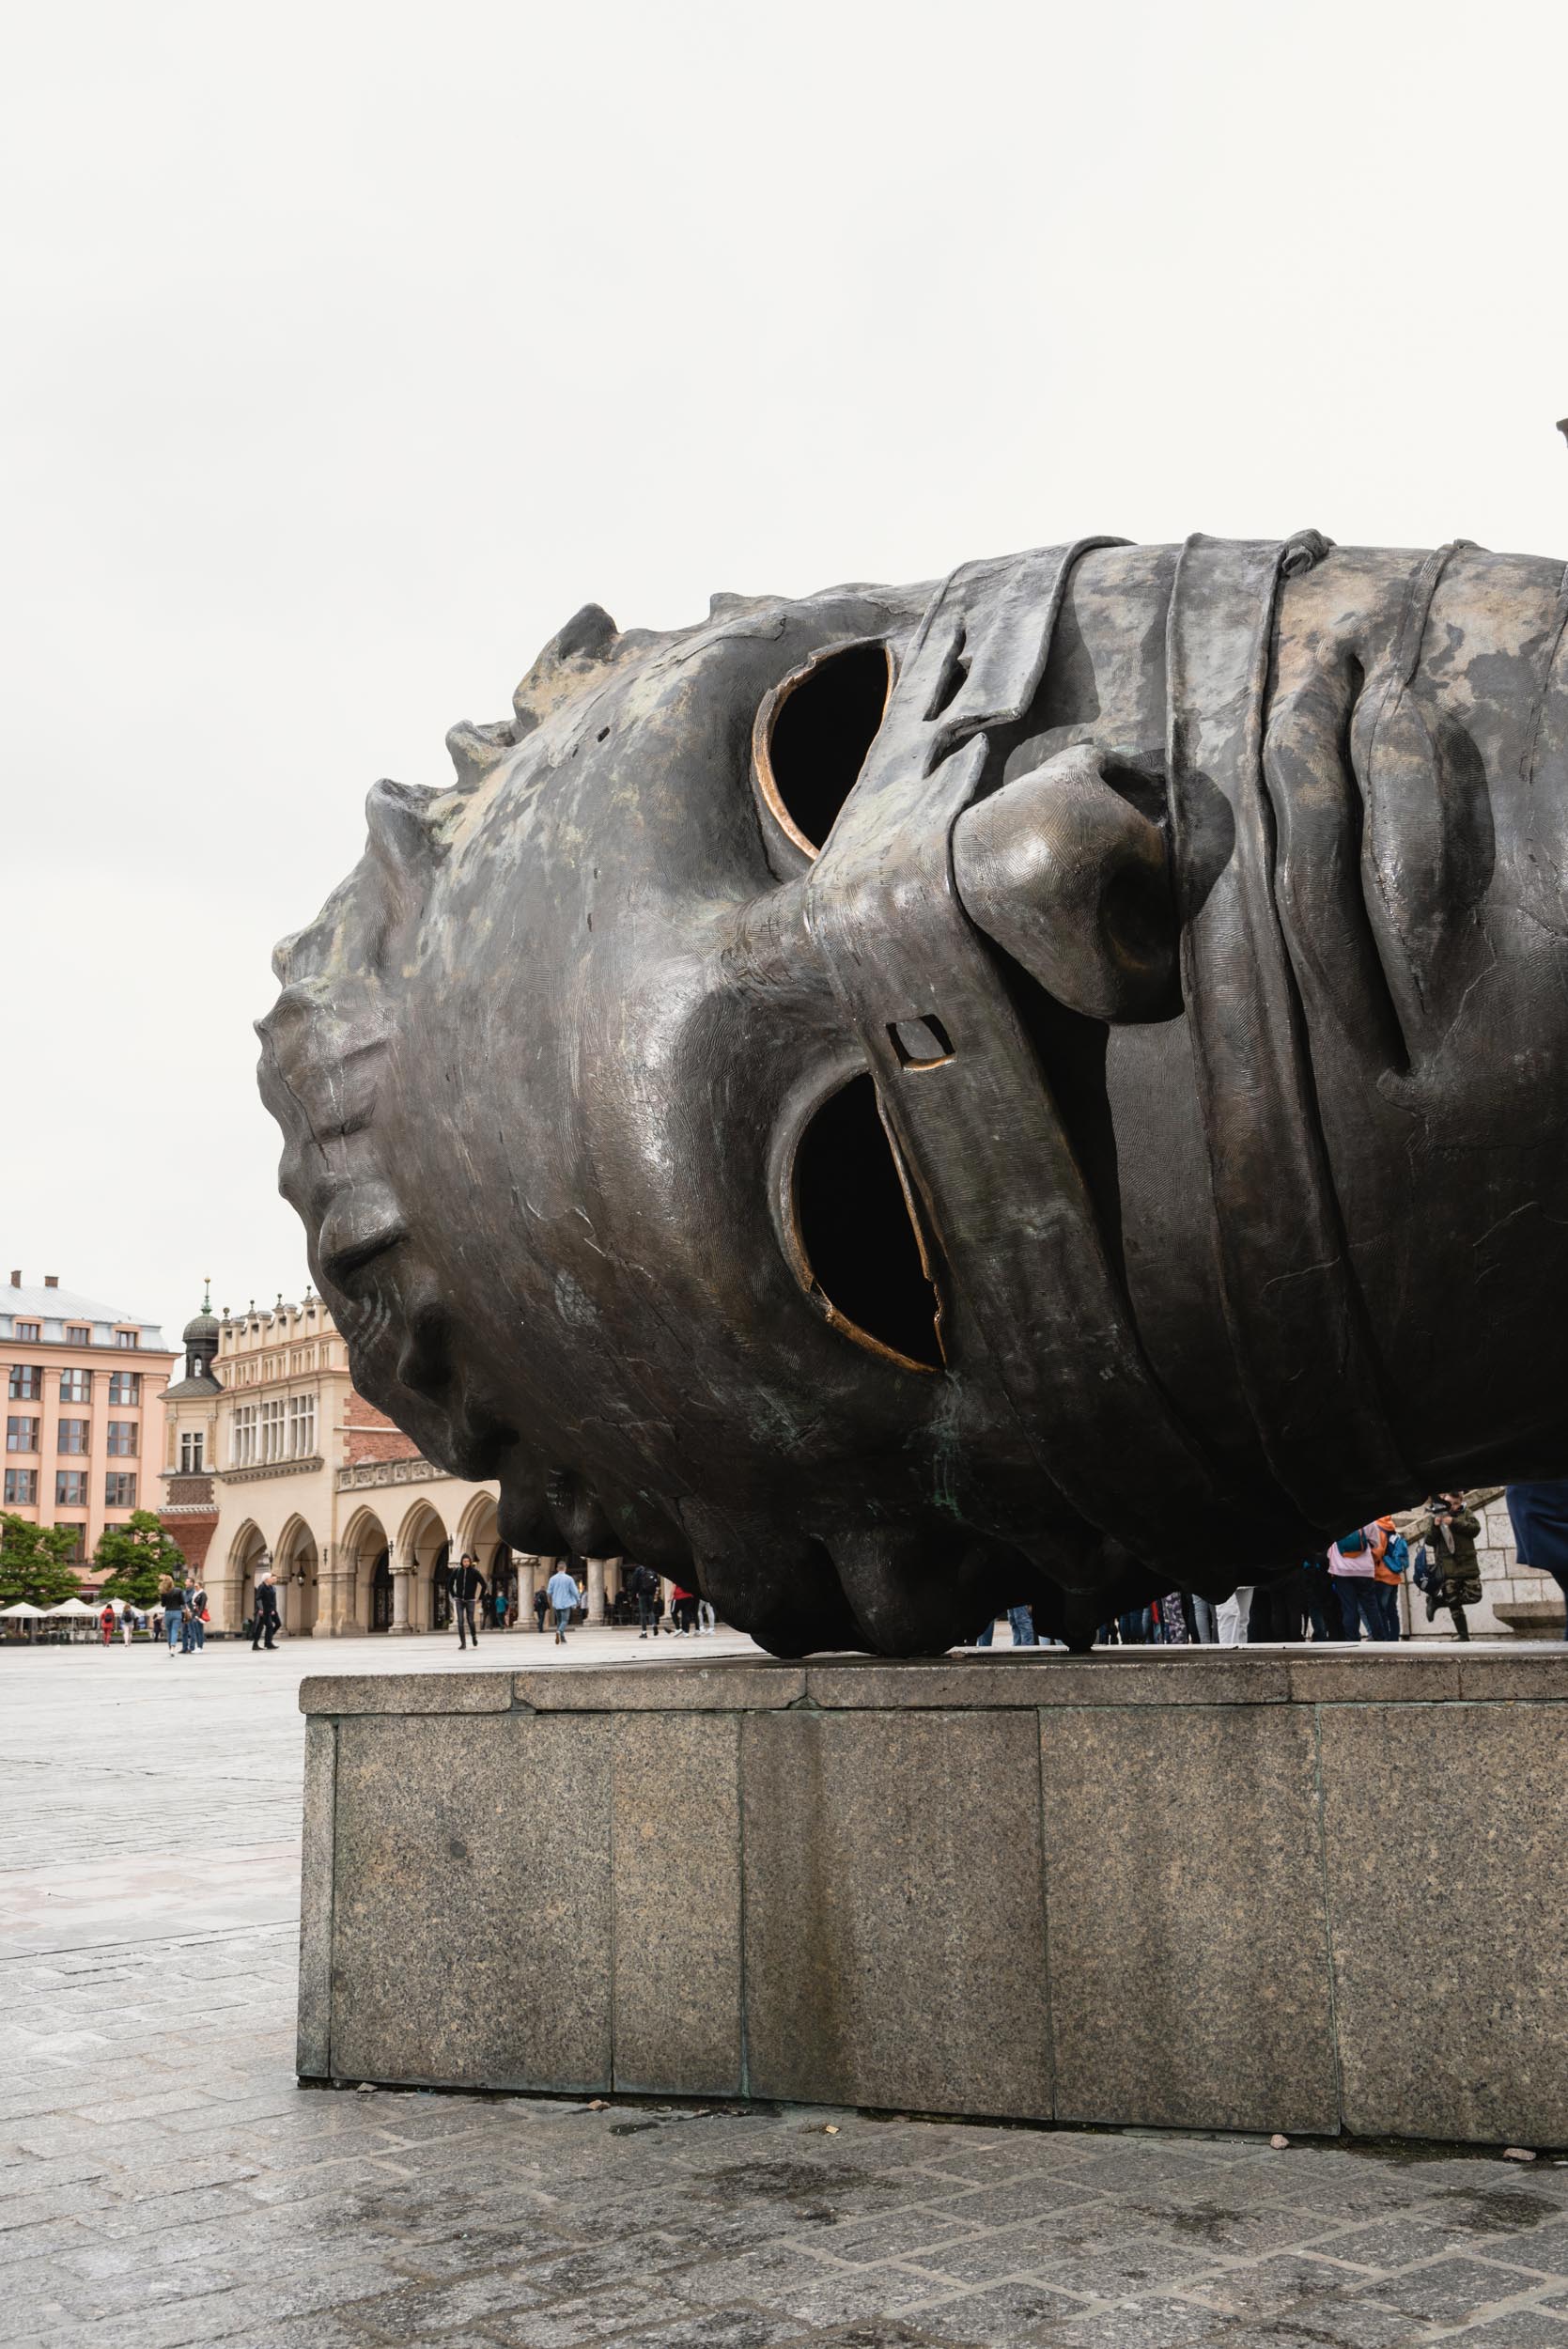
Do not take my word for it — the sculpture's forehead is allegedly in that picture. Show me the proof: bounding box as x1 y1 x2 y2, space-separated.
517 580 933 748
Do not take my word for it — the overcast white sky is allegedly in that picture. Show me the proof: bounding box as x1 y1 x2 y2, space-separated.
4 0 1565 1346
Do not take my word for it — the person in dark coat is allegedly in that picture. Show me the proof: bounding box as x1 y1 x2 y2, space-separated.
251 1574 282 1651
629 1562 661 1638
449 1553 487 1651
1412 1495 1482 1640
1506 1481 1568 1628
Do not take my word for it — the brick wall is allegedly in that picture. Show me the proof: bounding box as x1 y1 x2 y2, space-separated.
342 1392 420 1467
163 1515 217 1572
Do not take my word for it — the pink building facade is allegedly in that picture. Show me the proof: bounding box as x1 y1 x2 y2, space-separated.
2 1270 173 1591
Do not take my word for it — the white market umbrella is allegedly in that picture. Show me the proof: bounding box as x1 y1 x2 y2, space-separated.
44 1598 98 1617
0 1602 45 1618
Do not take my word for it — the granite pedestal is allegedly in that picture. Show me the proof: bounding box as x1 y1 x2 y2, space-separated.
297 1647 1568 2145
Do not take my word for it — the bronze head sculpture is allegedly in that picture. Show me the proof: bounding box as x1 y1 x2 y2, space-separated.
258 532 1568 1653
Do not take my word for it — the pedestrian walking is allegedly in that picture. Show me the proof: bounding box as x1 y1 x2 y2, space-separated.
99 1604 115 1647
546 1562 581 1644
977 1604 1037 1646
251 1573 281 1651
533 1581 549 1634
163 1583 188 1655
1505 1481 1568 1625
1327 1526 1385 1640
185 1583 208 1652
120 1608 135 1647
449 1552 487 1651
697 1595 717 1635
629 1562 661 1638
1413 1494 1483 1639
492 1583 509 1631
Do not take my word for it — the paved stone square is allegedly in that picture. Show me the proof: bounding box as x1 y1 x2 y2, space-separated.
5 1633 1568 2348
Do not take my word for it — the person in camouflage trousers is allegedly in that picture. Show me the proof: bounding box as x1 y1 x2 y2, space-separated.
1412 1493 1483 1640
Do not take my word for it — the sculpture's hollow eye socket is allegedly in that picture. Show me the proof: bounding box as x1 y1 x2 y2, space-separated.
753 641 893 860
791 1072 942 1372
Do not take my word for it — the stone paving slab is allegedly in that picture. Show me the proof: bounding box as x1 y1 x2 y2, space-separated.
6 1638 1568 2346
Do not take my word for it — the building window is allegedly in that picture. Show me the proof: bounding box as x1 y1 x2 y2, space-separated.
259 1396 287 1463
114 1330 137 1348
55 1470 88 1507
4 1468 37 1505
106 1421 137 1456
6 1416 38 1453
66 1326 91 1346
108 1370 140 1406
59 1368 90 1404
288 1392 317 1458
179 1429 206 1472
231 1402 258 1468
56 1418 89 1455
8 1365 41 1401
104 1471 136 1508
55 1522 85 1562
14 1322 39 1342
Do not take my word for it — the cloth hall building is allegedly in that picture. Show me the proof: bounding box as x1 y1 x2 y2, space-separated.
158 1289 580 1636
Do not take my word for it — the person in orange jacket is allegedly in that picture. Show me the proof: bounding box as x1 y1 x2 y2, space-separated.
1372 1514 1406 1641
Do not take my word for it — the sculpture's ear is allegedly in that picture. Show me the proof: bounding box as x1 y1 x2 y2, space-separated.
511 602 621 737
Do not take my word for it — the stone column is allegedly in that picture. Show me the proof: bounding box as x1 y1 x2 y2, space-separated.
390 1568 412 1634
518 1556 538 1622
585 1556 607 1626
317 1558 351 1637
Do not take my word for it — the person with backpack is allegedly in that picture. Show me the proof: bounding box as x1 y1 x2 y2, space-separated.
1413 1494 1483 1639
1372 1516 1409 1641
1327 1525 1386 1640
533 1579 549 1634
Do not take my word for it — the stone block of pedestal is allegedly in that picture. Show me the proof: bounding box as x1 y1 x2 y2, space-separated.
1321 1699 1568 2145
298 1647 1568 2142
741 1706 1049 2118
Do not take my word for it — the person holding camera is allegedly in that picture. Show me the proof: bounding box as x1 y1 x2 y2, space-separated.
1413 1493 1483 1640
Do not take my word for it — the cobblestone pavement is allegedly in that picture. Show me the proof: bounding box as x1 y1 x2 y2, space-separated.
5 1637 1568 2349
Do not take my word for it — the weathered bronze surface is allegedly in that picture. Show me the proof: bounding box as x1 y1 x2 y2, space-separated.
258 535 1568 1653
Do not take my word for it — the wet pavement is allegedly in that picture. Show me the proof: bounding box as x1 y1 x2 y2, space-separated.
4 1634 1567 2349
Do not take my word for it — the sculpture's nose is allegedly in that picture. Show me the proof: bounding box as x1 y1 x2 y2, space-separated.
951 743 1180 1022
